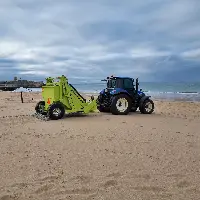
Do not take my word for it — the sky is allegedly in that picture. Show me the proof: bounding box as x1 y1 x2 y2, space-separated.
0 0 200 83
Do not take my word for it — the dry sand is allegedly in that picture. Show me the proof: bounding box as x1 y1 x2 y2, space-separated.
0 91 200 200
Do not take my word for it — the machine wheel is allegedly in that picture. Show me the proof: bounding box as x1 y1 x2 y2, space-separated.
110 94 131 115
47 103 65 120
35 101 45 114
139 99 154 114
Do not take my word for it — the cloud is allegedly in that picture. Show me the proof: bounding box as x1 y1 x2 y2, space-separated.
181 49 200 60
0 0 200 82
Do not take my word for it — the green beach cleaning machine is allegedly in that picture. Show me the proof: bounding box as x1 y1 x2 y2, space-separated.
34 75 97 120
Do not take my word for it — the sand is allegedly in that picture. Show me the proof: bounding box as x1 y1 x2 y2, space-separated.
0 91 200 200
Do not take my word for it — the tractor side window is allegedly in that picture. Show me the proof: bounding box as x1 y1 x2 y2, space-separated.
124 79 133 88
116 79 123 88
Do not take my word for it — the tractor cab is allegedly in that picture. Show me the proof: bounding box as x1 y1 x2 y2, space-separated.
102 75 141 97
107 76 133 88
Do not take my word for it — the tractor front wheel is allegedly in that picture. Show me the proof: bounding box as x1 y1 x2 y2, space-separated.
110 94 131 115
48 103 65 120
139 99 154 114
97 105 110 112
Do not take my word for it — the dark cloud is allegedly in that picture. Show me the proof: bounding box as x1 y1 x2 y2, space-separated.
0 0 200 82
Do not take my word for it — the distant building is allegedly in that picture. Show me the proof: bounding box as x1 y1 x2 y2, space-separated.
0 78 44 91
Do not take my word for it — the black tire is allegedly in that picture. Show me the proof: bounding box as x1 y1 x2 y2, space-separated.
110 94 131 115
47 103 65 120
131 107 138 112
139 99 154 114
35 101 45 114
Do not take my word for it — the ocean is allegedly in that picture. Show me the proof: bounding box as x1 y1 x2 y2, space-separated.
12 82 200 102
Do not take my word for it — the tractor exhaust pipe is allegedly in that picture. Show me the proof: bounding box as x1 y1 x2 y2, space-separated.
136 78 139 93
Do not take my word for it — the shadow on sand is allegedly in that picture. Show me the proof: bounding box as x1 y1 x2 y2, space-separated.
60 110 157 120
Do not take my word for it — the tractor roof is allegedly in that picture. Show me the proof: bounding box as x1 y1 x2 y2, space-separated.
115 76 132 79
108 76 132 79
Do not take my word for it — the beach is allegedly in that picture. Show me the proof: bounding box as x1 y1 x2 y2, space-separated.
0 91 200 200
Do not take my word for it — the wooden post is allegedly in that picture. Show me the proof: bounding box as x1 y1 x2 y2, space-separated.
21 92 23 103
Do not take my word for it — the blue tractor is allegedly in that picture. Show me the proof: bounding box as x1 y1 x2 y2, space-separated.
97 76 154 115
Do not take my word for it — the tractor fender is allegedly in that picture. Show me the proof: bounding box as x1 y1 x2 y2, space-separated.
110 88 131 98
111 92 132 104
139 95 151 108
110 88 129 95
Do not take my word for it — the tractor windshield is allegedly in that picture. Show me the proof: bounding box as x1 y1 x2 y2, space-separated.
107 78 123 88
107 79 116 88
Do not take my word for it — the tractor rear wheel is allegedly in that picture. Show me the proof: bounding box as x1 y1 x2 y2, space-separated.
110 94 131 115
48 103 65 120
139 99 154 114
